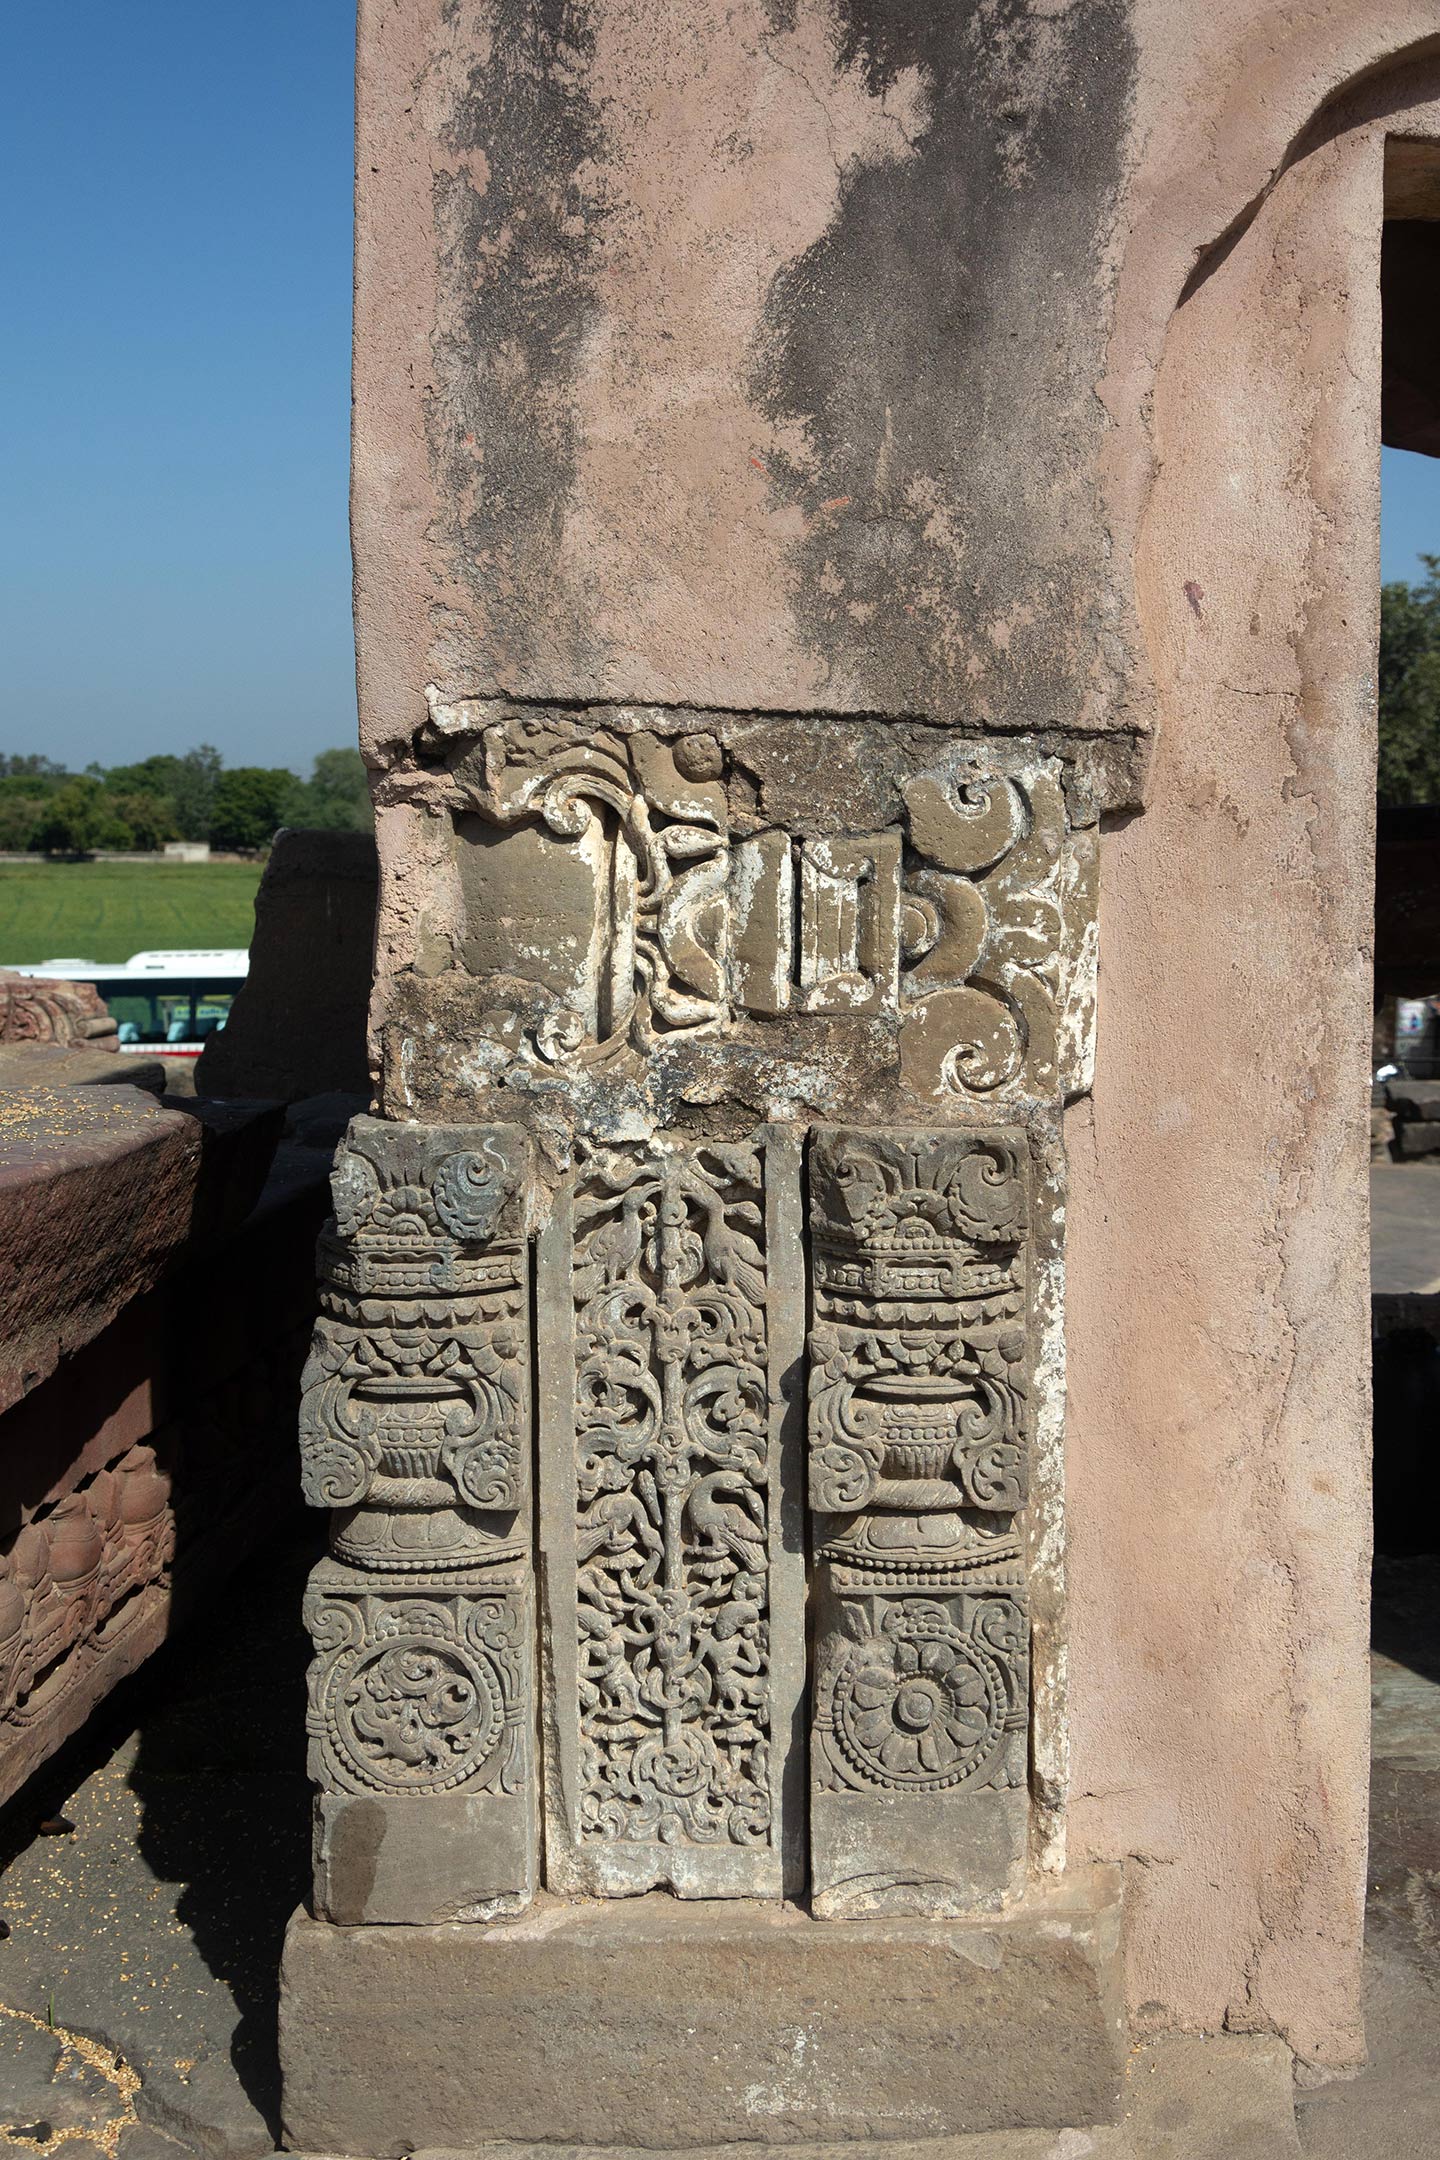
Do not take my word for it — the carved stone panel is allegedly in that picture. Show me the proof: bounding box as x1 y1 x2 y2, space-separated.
300 1120 530 1571
298 1117 537 1919
806 1127 1033 1916
386 709 1100 1132
305 1561 530 1802
538 1128 804 1898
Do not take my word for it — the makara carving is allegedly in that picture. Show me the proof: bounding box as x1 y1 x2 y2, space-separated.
541 1131 803 1898
299 1119 537 1910
806 1127 1032 1912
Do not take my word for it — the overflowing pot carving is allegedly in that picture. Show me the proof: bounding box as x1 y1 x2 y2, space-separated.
300 712 1095 1920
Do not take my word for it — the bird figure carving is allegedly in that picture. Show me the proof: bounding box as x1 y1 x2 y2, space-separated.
687 1472 765 1569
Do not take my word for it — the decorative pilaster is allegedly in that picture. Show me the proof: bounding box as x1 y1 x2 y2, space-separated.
298 1117 537 1923
806 1126 1033 1916
539 1128 805 1898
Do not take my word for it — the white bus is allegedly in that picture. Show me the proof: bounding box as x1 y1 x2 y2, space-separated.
8 949 249 1057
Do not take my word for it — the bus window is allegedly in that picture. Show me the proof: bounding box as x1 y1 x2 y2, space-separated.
195 992 233 1035
98 988 164 1043
92 978 235 1047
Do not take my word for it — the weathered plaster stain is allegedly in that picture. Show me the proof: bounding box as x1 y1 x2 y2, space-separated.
750 0 1137 725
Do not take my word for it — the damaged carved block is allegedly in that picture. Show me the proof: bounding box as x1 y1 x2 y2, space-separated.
538 1128 805 1899
298 1117 538 1923
806 1125 1033 1916
384 708 1099 1128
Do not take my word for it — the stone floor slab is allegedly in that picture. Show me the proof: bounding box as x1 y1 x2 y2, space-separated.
280 1871 1124 2155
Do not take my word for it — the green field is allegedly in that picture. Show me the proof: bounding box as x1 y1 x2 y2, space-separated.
0 860 263 965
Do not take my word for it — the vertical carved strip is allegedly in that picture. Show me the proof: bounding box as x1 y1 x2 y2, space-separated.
299 1118 537 1923
540 1129 803 1897
807 1126 1032 1917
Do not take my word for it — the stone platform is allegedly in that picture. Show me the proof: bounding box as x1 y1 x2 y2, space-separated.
279 1870 1124 2156
272 2036 1306 2159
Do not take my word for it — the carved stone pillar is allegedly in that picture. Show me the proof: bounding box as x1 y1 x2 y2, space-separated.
538 1129 805 1898
297 1117 537 1923
806 1125 1032 1915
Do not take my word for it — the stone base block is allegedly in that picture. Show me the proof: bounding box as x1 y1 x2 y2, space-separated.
279 1869 1123 2155
273 2033 1300 2160
312 1793 534 1925
809 1786 1029 1919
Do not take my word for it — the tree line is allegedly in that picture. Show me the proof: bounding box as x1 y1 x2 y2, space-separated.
1380 556 1440 804
0 746 372 855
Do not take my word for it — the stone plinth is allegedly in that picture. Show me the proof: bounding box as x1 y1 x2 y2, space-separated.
279 1870 1124 2156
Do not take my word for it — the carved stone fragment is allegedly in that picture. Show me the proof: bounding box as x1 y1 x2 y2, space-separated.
0 972 118 1051
0 1447 173 1744
298 1117 537 1917
538 1128 804 1897
300 1121 530 1569
806 1126 1033 1915
390 712 1100 1131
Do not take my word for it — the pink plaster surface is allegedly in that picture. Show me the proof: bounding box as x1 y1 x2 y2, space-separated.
346 0 1440 2066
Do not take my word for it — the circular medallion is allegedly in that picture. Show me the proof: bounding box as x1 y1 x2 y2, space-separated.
329 1636 504 1792
832 1621 1004 1792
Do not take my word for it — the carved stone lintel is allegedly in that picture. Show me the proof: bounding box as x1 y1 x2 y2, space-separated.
392 717 1099 1130
539 1128 805 1899
806 1126 1033 1916
299 1117 537 1918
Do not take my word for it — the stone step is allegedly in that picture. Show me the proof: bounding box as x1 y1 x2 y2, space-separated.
272 2033 1300 2159
280 1871 1124 2155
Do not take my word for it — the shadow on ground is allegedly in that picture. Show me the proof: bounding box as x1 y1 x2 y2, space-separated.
1296 1553 1440 2158
0 1527 320 2156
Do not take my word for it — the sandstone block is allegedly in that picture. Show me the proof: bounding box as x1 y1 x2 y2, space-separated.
0 1042 165 1094
279 1870 1124 2154
0 1087 200 1412
312 1791 536 1925
1387 1079 1440 1123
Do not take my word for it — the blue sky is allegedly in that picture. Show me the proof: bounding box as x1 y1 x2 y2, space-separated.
0 2 356 774
1381 448 1440 587
0 7 1437 774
